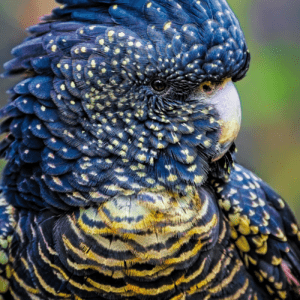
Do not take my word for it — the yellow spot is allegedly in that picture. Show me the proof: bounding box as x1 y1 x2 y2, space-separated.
238 215 250 235
53 177 62 186
236 236 250 252
268 276 275 283
81 47 86 52
194 175 203 184
228 213 240 226
291 223 298 235
91 60 96 68
271 256 282 266
187 164 197 172
114 48 121 54
274 282 283 289
147 2 152 8
76 64 82 71
278 290 287 299
256 242 268 255
108 30 115 37
230 227 238 239
164 21 172 31
51 45 57 52
250 226 259 234
167 174 178 182
222 200 231 211
254 271 264 282
248 255 257 265
137 172 146 178
116 176 128 182
146 178 155 184
266 285 274 295
277 198 285 208
137 154 146 161
276 228 287 241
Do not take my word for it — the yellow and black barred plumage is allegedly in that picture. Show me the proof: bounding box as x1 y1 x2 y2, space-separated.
0 0 299 299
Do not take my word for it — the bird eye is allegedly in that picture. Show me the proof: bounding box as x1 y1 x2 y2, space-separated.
151 79 167 92
199 81 217 94
202 84 212 93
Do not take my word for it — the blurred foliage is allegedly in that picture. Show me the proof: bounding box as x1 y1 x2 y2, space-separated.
0 0 299 218
228 0 300 218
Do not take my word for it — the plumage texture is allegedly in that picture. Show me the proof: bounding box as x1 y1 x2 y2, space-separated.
0 0 299 299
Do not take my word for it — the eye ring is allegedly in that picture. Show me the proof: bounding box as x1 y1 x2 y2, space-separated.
151 78 167 92
199 81 216 94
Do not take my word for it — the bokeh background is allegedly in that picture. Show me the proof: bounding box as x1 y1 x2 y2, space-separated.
0 0 299 217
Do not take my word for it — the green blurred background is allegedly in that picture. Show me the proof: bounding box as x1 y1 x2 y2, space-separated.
0 0 299 218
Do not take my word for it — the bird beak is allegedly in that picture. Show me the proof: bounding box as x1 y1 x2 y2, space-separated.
194 79 242 162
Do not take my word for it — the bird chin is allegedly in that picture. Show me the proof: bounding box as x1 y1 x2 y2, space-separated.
195 78 242 162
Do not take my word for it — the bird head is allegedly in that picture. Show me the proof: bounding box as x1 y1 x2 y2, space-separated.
1 0 250 207
54 0 250 191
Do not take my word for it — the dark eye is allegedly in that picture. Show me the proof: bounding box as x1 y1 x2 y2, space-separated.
202 84 212 92
151 79 167 92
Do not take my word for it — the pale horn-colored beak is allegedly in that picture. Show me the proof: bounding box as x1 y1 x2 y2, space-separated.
194 78 242 162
